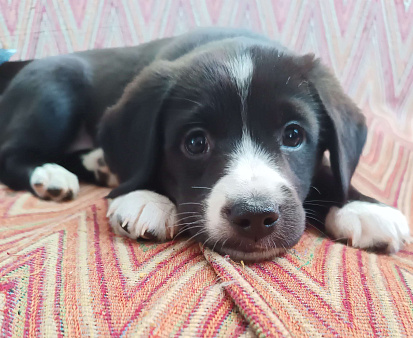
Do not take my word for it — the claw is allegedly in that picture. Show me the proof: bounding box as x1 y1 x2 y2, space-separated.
121 220 129 230
140 226 148 237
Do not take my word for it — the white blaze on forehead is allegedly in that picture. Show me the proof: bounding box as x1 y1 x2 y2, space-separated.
225 54 254 126
228 134 289 196
205 134 290 238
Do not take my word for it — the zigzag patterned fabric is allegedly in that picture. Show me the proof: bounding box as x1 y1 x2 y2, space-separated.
1 0 412 336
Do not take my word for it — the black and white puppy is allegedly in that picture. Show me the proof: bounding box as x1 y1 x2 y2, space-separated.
0 28 410 261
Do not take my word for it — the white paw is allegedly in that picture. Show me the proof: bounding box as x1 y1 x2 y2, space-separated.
107 190 178 241
82 148 119 187
325 201 411 253
30 163 79 201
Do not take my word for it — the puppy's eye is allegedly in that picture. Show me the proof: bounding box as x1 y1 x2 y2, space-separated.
282 124 305 148
183 129 210 156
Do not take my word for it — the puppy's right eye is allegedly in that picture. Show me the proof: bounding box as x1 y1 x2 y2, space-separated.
282 123 305 148
183 129 210 156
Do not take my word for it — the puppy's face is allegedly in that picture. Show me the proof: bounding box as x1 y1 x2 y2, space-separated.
159 48 322 260
102 38 365 261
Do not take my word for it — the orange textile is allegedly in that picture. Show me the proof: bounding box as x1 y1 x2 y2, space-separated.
0 186 251 337
1 185 412 337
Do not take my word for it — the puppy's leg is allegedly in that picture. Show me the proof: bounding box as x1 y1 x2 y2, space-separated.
107 190 179 241
81 148 119 188
0 152 81 201
0 154 79 201
306 166 410 253
0 55 92 201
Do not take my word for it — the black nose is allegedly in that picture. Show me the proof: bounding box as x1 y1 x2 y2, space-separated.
226 202 280 241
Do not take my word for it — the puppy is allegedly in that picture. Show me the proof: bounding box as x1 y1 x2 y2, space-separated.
0 28 410 261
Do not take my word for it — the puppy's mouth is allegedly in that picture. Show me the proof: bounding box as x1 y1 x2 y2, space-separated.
198 197 306 262
209 226 303 261
186 207 305 262
217 246 287 262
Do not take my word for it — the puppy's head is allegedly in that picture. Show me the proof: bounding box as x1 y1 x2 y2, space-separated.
100 39 366 261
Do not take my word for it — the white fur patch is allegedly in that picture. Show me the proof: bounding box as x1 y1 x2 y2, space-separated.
81 148 103 171
205 134 290 239
30 163 79 201
107 190 179 241
82 148 119 187
225 54 253 125
325 201 411 253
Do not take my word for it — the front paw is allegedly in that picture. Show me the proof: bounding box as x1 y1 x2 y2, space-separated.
325 201 411 253
107 190 178 241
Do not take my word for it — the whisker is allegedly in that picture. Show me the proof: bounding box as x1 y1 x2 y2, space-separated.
304 209 320 216
202 236 214 247
181 223 204 230
168 96 203 107
182 229 209 246
305 221 328 237
174 225 205 238
220 238 229 250
212 239 220 252
306 223 349 244
169 219 202 231
304 199 338 204
175 211 199 216
306 215 325 225
304 202 331 208
310 186 321 195
179 202 204 206
179 219 203 227
191 186 212 190
177 214 202 223
283 246 295 256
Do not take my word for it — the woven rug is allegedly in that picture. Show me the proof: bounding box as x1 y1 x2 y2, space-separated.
1 0 413 337
1 185 412 336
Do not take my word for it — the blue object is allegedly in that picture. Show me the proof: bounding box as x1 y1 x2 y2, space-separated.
0 49 16 65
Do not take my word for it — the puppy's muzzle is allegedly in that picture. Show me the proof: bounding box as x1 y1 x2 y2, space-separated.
225 201 280 241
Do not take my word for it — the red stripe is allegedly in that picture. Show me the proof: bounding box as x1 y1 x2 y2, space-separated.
53 231 65 338
256 264 341 336
199 296 226 336
133 253 201 336
209 260 286 336
357 250 380 337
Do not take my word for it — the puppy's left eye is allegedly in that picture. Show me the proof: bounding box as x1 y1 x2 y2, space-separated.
282 124 305 148
183 129 210 156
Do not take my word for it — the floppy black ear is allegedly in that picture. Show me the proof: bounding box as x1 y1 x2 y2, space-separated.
98 61 174 198
307 58 367 201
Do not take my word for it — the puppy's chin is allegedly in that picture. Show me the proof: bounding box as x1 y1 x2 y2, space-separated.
207 222 305 262
216 247 286 262
195 205 306 262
